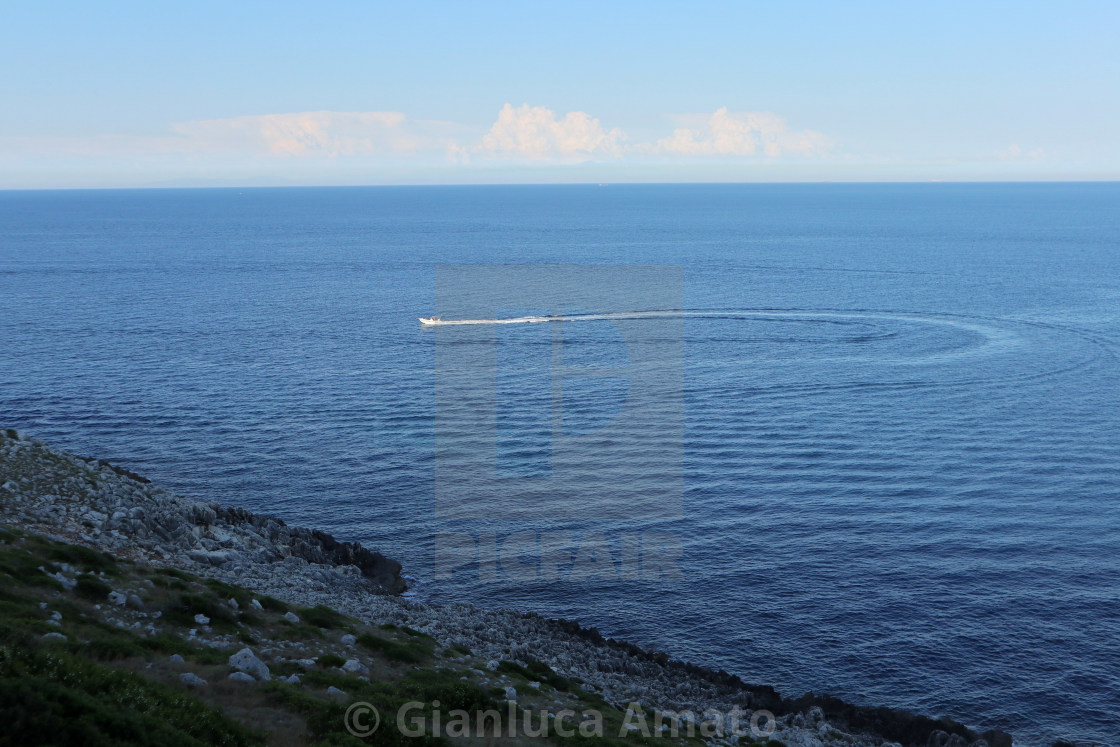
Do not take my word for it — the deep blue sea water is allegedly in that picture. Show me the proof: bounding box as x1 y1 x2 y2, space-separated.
2 184 1118 745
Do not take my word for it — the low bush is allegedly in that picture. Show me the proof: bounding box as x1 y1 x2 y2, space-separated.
0 644 264 746
357 632 433 664
74 574 112 601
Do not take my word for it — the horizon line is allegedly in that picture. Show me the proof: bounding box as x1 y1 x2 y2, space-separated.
2 178 1119 193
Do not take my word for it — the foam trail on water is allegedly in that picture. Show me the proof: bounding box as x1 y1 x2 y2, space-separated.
421 311 680 325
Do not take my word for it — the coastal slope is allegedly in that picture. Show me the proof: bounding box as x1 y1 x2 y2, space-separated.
0 429 1012 747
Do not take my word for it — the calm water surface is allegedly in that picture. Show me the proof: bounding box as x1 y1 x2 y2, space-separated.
1 184 1118 745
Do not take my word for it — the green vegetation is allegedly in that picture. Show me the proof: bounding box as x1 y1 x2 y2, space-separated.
0 523 712 746
74 574 112 600
498 658 575 691
316 653 346 669
298 604 350 630
163 593 238 630
47 542 119 574
257 595 289 613
357 631 434 663
0 643 264 746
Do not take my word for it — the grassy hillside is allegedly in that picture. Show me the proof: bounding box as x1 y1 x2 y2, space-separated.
0 524 781 747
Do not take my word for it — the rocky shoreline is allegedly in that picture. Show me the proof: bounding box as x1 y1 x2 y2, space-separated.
0 428 1014 747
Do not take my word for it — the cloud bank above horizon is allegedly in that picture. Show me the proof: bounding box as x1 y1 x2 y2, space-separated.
0 101 1066 187
2 103 831 163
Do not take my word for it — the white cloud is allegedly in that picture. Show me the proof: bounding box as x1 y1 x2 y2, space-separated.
653 108 830 157
997 144 1044 161
172 111 458 157
478 103 625 160
0 104 840 186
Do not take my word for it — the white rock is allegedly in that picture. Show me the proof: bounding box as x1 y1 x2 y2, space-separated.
45 570 77 590
342 658 364 673
486 659 500 671
169 654 185 663
340 633 356 646
194 613 210 625
49 611 62 621
503 686 517 701
228 672 256 683
107 591 127 608
42 632 67 641
180 672 207 687
228 647 270 680
227 597 239 609
284 673 301 684
529 681 541 690
250 599 263 610
326 685 348 701
282 611 300 624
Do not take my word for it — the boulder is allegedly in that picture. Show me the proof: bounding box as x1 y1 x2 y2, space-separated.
228 647 270 680
180 673 207 688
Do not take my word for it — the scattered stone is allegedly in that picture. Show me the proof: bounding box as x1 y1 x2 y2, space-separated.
529 681 541 690
326 686 348 701
180 673 207 687
194 613 210 625
282 611 300 624
340 633 356 646
108 591 127 606
283 673 301 684
227 597 239 609
503 686 517 701
0 430 1014 747
169 654 185 664
42 632 67 641
126 594 145 610
342 658 364 674
228 647 270 680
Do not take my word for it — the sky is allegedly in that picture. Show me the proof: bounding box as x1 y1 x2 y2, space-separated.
2 0 1118 188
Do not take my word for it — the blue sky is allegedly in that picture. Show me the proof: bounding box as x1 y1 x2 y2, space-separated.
2 0 1118 187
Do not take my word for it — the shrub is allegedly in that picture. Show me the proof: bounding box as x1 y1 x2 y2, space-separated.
163 594 236 629
298 605 348 630
74 574 112 601
357 633 432 664
47 543 118 574
496 659 572 691
154 567 193 581
0 644 264 746
257 596 288 613
203 579 251 606
71 638 146 661
316 654 346 669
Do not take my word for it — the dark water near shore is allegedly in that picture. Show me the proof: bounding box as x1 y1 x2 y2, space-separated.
2 184 1118 745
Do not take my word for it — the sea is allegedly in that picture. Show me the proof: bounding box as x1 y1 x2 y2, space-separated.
1 183 1117 745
